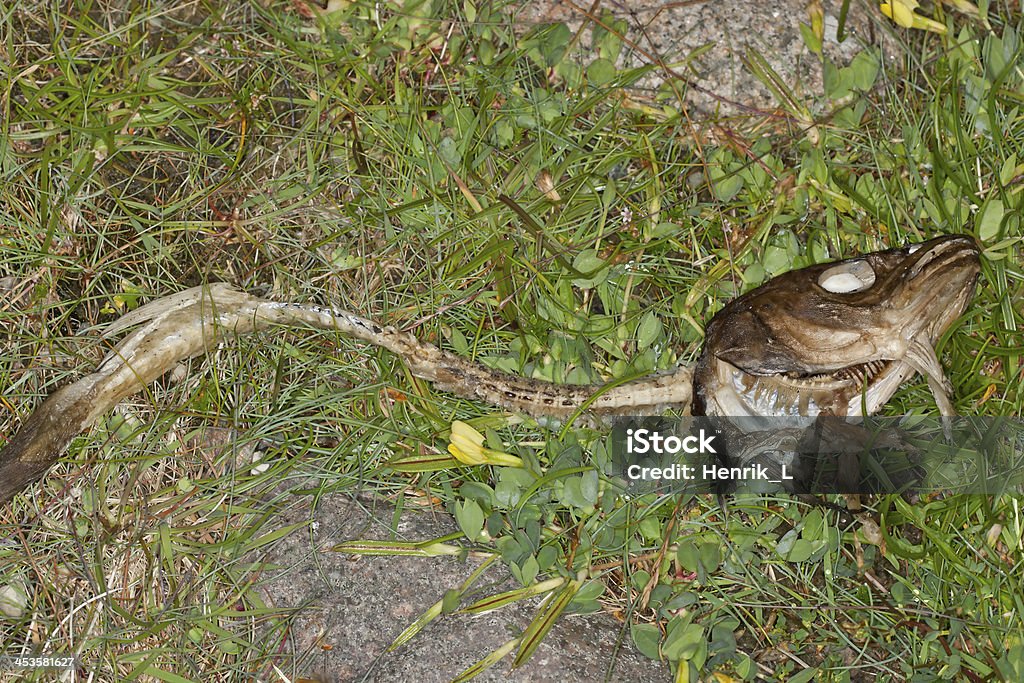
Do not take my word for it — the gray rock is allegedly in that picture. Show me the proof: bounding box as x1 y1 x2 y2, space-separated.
514 0 899 118
253 494 668 681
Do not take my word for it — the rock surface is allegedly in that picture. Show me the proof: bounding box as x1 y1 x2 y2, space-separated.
514 0 898 118
254 494 667 681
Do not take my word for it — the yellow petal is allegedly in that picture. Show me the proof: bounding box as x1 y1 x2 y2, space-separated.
448 443 484 465
886 2 917 28
450 432 480 454
451 421 485 445
448 420 522 467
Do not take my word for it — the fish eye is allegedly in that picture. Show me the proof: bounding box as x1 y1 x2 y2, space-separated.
817 259 876 293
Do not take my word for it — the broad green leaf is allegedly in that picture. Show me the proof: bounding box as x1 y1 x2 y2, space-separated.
784 538 817 563
663 622 705 662
587 58 616 86
698 542 721 572
789 668 820 683
631 622 662 660
636 311 662 350
455 500 485 541
849 50 880 91
978 198 1005 242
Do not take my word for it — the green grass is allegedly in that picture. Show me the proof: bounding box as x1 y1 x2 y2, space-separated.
0 1 1022 681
